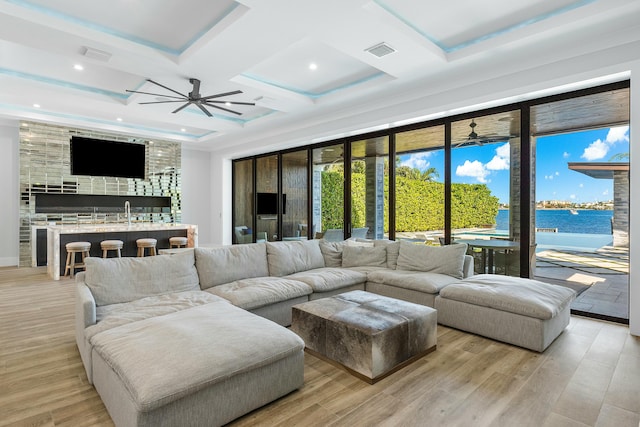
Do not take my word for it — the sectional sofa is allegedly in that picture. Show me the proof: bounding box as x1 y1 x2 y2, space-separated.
75 238 575 426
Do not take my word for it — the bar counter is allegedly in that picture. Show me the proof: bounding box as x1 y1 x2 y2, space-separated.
44 223 198 280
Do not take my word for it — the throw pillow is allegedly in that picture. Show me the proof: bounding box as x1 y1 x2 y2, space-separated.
374 240 400 269
319 240 346 267
266 239 325 276
85 250 200 306
396 240 468 279
342 246 387 268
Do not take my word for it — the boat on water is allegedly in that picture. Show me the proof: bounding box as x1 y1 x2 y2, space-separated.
569 208 578 215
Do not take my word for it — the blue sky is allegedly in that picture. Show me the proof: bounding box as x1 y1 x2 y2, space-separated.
398 126 629 204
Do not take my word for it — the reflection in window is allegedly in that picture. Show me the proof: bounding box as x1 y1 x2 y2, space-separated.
232 159 254 244
282 150 309 240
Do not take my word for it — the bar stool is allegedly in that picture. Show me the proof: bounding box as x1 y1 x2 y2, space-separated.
136 238 157 257
169 236 188 248
101 240 124 258
64 241 91 278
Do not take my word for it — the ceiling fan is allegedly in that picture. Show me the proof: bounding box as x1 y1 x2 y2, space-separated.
454 119 514 148
126 78 255 117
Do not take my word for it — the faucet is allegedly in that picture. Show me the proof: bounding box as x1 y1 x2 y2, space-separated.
124 200 131 227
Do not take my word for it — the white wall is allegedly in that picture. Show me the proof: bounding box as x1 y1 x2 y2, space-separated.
629 61 639 336
0 119 20 267
180 148 213 245
209 152 232 245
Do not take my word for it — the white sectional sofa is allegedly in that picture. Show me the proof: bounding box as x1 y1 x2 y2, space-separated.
75 238 575 426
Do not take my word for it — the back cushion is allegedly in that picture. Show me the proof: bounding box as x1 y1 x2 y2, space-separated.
396 241 468 279
195 243 269 289
266 240 325 276
342 246 387 268
85 250 200 306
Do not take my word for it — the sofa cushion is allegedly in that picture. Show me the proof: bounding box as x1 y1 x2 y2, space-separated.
286 267 367 293
266 240 325 277
84 251 200 306
319 240 347 268
367 269 460 294
90 302 304 412
440 274 576 320
195 243 269 289
342 246 387 268
396 241 468 279
205 277 312 310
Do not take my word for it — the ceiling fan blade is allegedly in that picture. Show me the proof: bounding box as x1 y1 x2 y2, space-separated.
139 100 189 105
206 100 255 106
172 102 192 114
126 90 185 100
146 79 187 98
203 102 242 115
200 90 243 100
196 103 213 117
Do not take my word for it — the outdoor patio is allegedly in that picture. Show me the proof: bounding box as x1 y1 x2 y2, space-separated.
534 245 629 322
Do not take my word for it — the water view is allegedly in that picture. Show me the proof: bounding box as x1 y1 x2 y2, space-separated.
496 209 613 234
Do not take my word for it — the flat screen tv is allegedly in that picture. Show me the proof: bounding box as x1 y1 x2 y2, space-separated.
70 136 146 179
257 192 286 215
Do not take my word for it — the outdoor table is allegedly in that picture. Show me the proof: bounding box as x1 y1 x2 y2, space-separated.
456 239 520 274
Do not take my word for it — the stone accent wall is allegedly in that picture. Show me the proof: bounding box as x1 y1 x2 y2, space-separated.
364 156 385 239
613 170 629 247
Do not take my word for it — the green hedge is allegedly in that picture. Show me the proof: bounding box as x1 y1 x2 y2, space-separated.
321 171 499 232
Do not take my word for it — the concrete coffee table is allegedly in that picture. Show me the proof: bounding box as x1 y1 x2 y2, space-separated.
291 290 437 383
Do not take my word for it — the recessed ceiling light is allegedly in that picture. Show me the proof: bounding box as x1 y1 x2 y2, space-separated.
74 64 84 71
33 104 40 108
225 102 231 106
116 117 122 122
309 63 318 71
181 128 186 132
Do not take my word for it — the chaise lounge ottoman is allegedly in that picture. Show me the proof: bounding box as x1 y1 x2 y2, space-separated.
90 301 304 427
435 274 576 352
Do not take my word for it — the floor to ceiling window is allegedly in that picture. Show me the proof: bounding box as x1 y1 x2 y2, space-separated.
350 136 389 240
450 110 522 276
255 154 279 242
394 126 445 244
282 150 309 240
312 144 345 241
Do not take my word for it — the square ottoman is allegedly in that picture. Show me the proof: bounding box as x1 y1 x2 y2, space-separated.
435 274 576 352
291 290 437 383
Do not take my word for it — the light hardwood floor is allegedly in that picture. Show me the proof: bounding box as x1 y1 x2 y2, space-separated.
1 267 639 427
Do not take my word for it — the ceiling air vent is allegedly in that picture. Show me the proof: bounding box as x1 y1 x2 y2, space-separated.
80 46 112 62
365 42 396 58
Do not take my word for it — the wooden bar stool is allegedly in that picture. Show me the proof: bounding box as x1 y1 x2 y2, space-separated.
101 240 124 258
136 238 157 257
64 241 91 278
169 236 188 248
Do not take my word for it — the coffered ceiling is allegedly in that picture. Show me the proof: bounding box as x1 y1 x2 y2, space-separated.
0 0 639 152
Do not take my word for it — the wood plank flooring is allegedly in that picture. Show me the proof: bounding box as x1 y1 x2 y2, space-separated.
1 267 639 427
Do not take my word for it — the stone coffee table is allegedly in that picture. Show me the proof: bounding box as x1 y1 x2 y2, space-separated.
291 290 437 383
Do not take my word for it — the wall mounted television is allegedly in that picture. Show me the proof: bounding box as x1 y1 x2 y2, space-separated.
70 136 146 179
257 192 286 215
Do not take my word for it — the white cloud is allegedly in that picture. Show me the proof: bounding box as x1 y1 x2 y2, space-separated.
606 126 629 144
570 194 576 199
555 171 560 176
563 152 570 159
402 153 432 170
581 139 609 160
456 160 489 183
579 183 584 188
545 175 554 180
486 143 510 171
603 189 609 196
